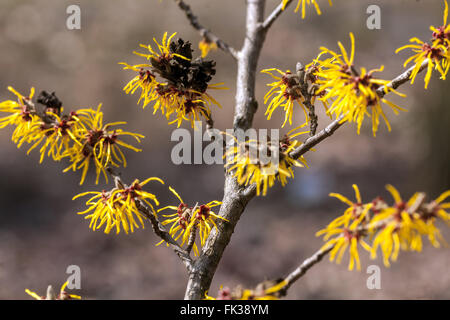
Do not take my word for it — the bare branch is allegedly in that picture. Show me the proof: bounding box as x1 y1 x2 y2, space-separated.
186 203 199 254
377 58 429 97
173 0 239 59
183 1 431 300
262 0 293 30
278 245 334 297
107 168 193 272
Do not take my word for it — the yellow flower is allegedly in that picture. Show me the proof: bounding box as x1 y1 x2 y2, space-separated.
431 0 450 48
224 129 308 196
158 187 225 255
315 33 406 136
73 177 163 234
25 281 81 300
412 190 450 248
199 38 218 58
0 87 41 146
121 32 225 129
318 184 369 234
63 104 144 185
396 39 450 89
433 190 450 222
282 0 333 19
261 68 308 127
318 184 450 270
396 0 450 89
316 184 373 271
26 110 82 163
1 88 143 186
148 84 219 129
0 87 82 162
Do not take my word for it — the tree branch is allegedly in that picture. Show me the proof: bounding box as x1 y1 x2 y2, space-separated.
262 0 293 31
173 0 239 59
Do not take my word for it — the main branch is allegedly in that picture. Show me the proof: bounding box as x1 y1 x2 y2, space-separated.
184 0 267 300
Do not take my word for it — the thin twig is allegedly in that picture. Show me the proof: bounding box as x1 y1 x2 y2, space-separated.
174 0 239 59
262 0 293 30
377 59 429 97
289 115 344 160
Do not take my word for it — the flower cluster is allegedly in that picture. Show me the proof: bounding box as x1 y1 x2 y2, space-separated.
63 104 144 185
120 32 225 129
262 68 308 128
73 177 163 234
314 33 406 136
396 0 450 89
262 63 330 129
281 0 333 19
224 129 308 196
317 184 450 270
158 187 225 256
0 88 143 185
25 281 81 300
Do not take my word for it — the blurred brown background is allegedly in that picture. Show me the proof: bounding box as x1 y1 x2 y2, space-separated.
0 0 449 299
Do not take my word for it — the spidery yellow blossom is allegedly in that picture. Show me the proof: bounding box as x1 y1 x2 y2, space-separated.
261 68 308 128
120 32 226 129
64 104 144 185
199 38 218 58
396 0 450 89
316 184 373 271
314 33 406 136
0 88 143 185
224 128 308 196
317 184 450 270
73 177 163 234
205 280 286 300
